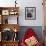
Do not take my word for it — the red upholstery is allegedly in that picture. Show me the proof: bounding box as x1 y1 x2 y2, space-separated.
21 28 41 46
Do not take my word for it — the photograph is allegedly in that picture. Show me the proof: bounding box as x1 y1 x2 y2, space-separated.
25 7 36 20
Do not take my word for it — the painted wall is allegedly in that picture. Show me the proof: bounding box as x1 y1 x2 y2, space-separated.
17 0 44 26
0 0 44 26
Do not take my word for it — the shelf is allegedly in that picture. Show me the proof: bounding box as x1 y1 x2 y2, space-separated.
0 7 19 46
0 7 19 16
2 40 19 46
0 24 19 32
0 7 19 24
2 40 19 43
1 15 18 24
0 7 19 9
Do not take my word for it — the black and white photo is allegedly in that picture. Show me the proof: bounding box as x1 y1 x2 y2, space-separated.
25 7 36 20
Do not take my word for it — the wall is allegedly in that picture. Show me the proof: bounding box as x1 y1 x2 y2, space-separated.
0 0 44 26
18 0 44 26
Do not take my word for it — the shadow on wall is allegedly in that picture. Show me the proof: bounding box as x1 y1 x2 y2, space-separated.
18 26 44 44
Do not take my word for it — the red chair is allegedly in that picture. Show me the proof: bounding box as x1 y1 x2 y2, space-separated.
21 28 41 46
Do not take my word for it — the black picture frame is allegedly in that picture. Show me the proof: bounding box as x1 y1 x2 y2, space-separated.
25 7 36 20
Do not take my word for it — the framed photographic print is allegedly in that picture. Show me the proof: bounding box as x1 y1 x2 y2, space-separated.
25 7 36 20
2 10 9 15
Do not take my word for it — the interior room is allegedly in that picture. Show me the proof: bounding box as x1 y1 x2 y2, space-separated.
0 0 45 46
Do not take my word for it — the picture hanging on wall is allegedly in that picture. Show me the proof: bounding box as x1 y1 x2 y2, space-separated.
25 7 36 20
